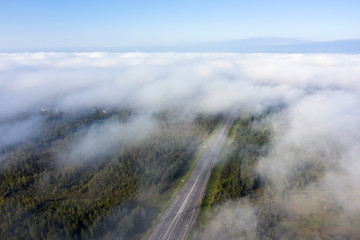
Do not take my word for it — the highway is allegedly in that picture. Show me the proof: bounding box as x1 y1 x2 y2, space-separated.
148 114 235 240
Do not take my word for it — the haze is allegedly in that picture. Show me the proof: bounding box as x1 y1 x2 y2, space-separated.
2 0 360 239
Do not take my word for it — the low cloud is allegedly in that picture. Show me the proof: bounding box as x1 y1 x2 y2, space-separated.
2 52 359 119
57 114 157 165
0 115 42 146
201 201 257 240
2 52 360 237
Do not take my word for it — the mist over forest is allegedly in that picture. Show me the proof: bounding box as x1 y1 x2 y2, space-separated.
1 52 360 239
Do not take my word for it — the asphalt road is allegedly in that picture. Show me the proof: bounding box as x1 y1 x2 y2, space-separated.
148 114 235 240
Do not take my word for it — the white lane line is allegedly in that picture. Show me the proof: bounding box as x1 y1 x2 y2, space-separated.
150 140 215 239
178 116 233 240
161 124 228 240
161 133 221 240
150 114 234 240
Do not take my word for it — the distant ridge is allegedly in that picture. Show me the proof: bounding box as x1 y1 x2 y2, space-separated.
1 38 360 53
173 38 360 53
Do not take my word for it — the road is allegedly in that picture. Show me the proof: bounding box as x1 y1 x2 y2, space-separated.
148 113 235 240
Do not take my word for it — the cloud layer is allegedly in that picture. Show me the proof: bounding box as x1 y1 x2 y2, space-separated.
2 52 359 119
1 52 360 237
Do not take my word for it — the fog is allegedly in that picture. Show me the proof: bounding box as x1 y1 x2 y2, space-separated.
1 52 360 238
57 114 157 166
4 52 360 118
0 115 42 147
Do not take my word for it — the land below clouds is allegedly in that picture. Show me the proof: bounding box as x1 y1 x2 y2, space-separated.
1 52 360 239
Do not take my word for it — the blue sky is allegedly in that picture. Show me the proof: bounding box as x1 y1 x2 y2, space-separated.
0 0 359 50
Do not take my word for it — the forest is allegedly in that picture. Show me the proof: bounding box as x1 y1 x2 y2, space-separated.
0 109 221 239
192 112 360 240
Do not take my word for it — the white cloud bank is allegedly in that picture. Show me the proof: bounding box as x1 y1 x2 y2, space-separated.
1 52 359 119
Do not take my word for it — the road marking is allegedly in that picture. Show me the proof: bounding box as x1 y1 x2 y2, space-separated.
149 114 235 240
161 132 221 240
